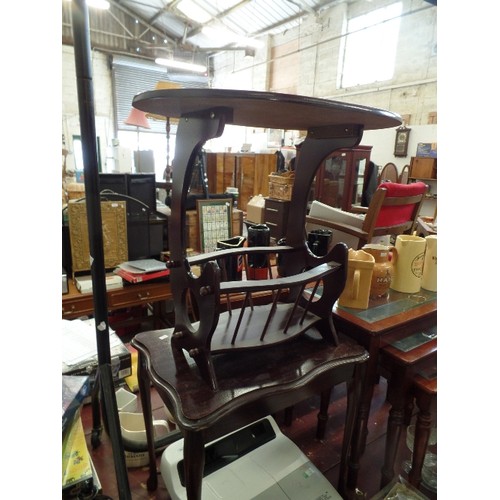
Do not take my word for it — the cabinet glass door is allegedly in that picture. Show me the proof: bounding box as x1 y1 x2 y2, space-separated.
311 146 372 212
317 154 347 209
351 157 367 208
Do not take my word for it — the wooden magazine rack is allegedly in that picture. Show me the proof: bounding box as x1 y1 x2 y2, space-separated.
132 89 401 390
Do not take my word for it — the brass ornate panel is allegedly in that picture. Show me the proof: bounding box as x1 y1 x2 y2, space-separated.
68 200 128 274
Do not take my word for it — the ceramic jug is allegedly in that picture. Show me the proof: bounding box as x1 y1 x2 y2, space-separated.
390 235 427 293
421 235 437 292
362 244 398 298
339 249 375 309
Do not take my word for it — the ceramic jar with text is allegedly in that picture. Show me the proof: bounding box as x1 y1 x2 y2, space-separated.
421 235 437 292
362 244 398 298
390 235 427 293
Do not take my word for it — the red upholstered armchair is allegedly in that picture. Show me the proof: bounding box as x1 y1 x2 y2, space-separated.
306 181 428 249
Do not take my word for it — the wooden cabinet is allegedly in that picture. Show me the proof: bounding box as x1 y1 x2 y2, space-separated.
409 156 437 180
205 152 277 210
312 146 372 211
264 198 290 240
409 156 437 218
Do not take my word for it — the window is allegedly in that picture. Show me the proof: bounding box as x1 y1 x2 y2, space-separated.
73 135 102 180
111 55 209 180
339 2 402 88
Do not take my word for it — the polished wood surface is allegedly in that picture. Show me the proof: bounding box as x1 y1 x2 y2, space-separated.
332 289 437 492
132 88 401 131
132 329 368 499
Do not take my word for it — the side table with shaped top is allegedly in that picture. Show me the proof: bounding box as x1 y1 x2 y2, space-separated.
130 89 402 499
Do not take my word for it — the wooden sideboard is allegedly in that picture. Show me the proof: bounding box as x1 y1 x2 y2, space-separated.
62 279 173 329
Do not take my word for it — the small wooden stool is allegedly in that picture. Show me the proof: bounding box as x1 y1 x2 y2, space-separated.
408 374 437 488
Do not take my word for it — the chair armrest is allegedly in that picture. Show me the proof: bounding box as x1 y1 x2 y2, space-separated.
305 215 370 240
350 206 368 214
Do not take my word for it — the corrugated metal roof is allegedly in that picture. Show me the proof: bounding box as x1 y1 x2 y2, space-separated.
62 0 348 61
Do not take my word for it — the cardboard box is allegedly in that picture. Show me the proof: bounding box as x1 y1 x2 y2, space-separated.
246 194 266 223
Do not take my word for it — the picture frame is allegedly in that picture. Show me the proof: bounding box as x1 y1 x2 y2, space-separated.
197 198 233 253
394 126 411 157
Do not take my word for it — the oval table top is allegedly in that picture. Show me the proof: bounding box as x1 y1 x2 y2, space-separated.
132 88 401 131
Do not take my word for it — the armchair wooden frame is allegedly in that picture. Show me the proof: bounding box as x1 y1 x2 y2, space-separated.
306 182 428 249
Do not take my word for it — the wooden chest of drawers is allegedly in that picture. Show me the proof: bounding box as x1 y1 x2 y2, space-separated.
264 198 290 240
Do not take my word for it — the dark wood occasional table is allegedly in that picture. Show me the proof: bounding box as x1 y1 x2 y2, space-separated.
130 88 402 499
332 288 437 492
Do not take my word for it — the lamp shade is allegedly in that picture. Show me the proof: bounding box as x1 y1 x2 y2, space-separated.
124 108 151 129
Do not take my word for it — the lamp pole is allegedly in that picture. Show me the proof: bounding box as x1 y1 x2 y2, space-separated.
71 1 131 498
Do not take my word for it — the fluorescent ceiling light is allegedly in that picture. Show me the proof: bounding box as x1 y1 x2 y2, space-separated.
177 0 212 24
201 26 264 49
155 58 207 73
64 0 110 9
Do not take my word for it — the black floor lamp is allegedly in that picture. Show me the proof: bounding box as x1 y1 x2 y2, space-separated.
71 1 131 498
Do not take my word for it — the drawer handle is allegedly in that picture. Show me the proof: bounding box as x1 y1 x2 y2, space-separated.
266 208 278 213
137 292 151 300
265 222 277 227
62 305 76 315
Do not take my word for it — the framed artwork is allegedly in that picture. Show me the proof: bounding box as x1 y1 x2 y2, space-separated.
394 126 411 157
197 198 233 253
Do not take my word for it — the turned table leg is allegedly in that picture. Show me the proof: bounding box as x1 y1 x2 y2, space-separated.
316 388 332 439
380 406 404 488
408 377 436 488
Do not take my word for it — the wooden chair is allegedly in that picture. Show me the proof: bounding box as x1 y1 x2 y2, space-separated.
306 181 428 249
378 162 399 183
399 164 410 184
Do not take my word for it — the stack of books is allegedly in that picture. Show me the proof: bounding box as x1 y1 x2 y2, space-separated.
113 258 170 284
